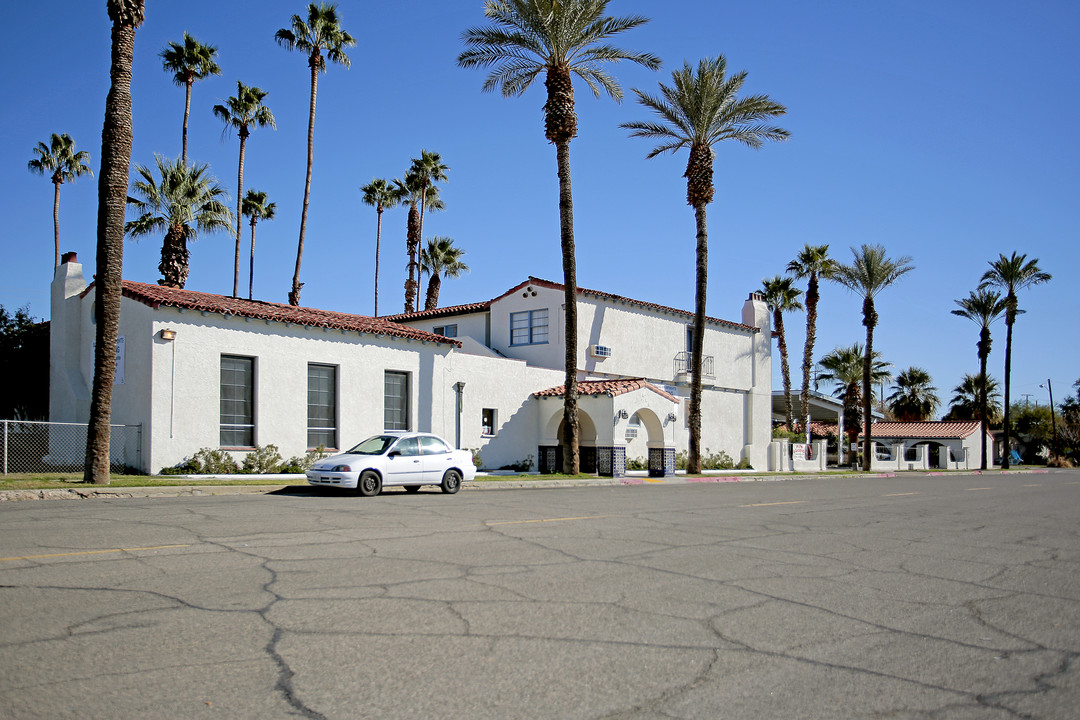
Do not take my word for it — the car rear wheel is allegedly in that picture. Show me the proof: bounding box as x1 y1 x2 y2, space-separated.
357 470 382 497
440 469 462 494
404 485 421 494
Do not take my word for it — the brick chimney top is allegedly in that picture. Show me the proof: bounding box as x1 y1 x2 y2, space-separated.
61 251 78 264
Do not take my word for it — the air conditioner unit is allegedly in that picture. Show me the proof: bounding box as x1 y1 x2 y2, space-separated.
589 344 612 359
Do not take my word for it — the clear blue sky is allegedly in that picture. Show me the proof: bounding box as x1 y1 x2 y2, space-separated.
4 1 1078 413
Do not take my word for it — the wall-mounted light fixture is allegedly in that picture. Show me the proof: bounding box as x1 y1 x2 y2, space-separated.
160 329 177 341
665 412 678 425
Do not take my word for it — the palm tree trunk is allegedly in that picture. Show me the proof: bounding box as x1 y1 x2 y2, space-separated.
1001 315 1014 469
181 79 192 166
425 273 441 310
556 138 579 475
801 274 818 425
52 181 62 268
688 203 708 475
374 208 382 316
248 219 257 300
861 297 877 471
159 227 190 288
405 203 419 312
232 133 246 297
978 334 989 470
85 1 141 485
776 311 793 431
290 61 318 307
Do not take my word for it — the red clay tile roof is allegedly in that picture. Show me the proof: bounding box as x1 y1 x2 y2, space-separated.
534 377 680 403
389 277 759 333
780 421 840 437
862 421 983 439
95 281 460 346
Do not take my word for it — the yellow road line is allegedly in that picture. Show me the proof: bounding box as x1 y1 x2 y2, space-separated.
741 501 808 507
0 544 191 563
885 492 919 497
966 487 993 491
1023 484 1042 487
488 515 614 526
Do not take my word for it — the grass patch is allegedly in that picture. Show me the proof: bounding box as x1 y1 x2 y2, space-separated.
0 474 307 491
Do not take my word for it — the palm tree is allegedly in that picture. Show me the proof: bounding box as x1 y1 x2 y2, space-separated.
622 56 788 472
951 288 1008 468
761 276 803 431
395 172 444 313
459 0 659 474
85 0 145 486
946 373 1001 424
125 155 233 289
27 133 93 268
818 344 891 460
241 189 275 300
421 237 470 310
979 252 1052 469
832 244 914 470
409 149 449 301
787 244 837 428
213 82 276 297
275 2 355 307
360 179 400 316
887 367 940 422
159 32 221 166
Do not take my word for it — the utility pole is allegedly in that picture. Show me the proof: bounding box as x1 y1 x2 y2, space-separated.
1041 379 1057 461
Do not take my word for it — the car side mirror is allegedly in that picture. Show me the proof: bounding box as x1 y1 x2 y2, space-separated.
388 450 401 459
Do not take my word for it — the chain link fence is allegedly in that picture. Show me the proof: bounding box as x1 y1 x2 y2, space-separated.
1 420 142 474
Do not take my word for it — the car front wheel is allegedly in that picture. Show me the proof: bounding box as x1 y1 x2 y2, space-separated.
357 470 382 497
440 469 462 494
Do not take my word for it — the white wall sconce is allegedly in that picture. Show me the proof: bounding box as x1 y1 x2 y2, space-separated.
159 329 177 341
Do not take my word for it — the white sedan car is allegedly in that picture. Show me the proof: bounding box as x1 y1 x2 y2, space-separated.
306 432 477 496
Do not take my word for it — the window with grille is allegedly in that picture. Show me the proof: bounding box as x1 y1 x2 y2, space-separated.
307 364 337 449
220 355 255 447
510 309 549 345
384 371 410 431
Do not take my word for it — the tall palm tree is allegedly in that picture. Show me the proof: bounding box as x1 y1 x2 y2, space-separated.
125 155 233 289
761 275 803 431
214 81 276 297
159 32 221 166
421 236 470 310
887 367 940 421
27 133 93 268
275 2 355 307
946 373 1001 424
979 252 1051 469
832 244 914 470
622 56 788 472
786 244 837 428
409 149 449 301
242 189 275 300
395 172 444 313
85 0 145 486
360 179 400 316
459 0 659 475
951 288 1008 468
817 343 891 459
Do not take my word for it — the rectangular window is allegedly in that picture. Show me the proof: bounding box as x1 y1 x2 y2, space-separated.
384 371 410 431
482 408 497 436
220 355 255 447
307 364 337 449
510 309 549 345
433 324 458 338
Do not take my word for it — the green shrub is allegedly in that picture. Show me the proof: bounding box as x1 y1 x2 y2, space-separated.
241 444 283 474
674 449 741 471
498 454 533 472
625 457 648 471
470 448 483 470
280 445 328 474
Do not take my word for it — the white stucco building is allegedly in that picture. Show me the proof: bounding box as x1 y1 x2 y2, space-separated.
50 256 772 475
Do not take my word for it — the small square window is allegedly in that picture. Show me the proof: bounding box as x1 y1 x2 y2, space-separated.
434 324 458 338
482 408 497 436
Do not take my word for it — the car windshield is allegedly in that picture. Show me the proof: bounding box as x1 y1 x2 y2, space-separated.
346 435 399 455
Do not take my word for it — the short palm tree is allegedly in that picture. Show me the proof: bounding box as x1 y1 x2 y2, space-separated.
787 244 837 427
951 288 1008 468
818 344 891 459
85 0 145 486
241 189 276 300
360 179 401 316
459 0 660 474
421 237 470 310
887 367 940 422
622 56 788 472
761 276 803 431
159 32 221 166
979 252 1051 469
395 172 444 313
276 2 355 306
27 133 93 268
832 244 914 470
125 155 233 289
946 373 1001 424
214 81 276 297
